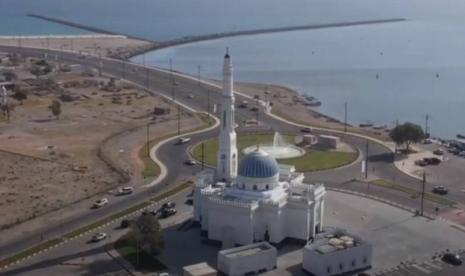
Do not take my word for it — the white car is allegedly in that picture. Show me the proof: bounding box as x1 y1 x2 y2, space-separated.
118 186 134 195
177 137 191 144
91 232 107 242
93 198 108 208
184 159 197 166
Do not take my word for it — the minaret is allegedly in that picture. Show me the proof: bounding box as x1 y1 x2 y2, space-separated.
216 49 238 182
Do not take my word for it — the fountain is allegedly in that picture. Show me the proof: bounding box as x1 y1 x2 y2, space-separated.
242 132 305 159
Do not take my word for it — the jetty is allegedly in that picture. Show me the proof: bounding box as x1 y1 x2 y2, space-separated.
28 13 407 58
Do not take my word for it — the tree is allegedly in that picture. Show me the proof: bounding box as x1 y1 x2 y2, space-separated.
3 71 17 82
389 122 425 153
30 65 42 79
48 100 61 119
131 213 164 255
12 90 27 105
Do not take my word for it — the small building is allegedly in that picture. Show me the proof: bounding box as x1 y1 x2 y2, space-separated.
183 262 217 276
302 227 372 276
217 242 277 276
318 135 341 149
302 134 318 146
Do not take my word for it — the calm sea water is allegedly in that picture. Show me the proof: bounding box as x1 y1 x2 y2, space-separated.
2 0 465 137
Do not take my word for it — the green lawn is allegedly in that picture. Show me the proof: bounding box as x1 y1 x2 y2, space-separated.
192 133 357 172
114 234 166 272
370 179 455 206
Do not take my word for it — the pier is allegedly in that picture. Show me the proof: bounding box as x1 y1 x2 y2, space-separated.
28 13 406 58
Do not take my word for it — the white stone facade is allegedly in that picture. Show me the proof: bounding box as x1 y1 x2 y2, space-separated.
193 52 326 247
217 242 277 276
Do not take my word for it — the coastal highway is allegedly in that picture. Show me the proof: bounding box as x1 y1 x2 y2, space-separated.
0 45 457 263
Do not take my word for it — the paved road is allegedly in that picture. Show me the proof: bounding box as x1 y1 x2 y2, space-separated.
0 45 460 262
1 188 194 276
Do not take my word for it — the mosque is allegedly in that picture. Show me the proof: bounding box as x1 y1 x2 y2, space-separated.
193 51 326 246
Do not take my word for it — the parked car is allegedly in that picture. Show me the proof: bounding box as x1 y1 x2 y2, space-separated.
433 149 444 155
162 201 176 210
150 209 160 216
442 253 462 265
184 159 197 166
432 186 448 195
120 219 131 229
91 232 107 242
424 157 441 165
160 208 177 218
449 148 461 155
415 159 428 167
300 127 313 133
118 186 134 195
459 151 465 157
93 198 108 208
250 107 259 112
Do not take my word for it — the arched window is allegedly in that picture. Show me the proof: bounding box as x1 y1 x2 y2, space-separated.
253 185 257 191
265 185 269 190
242 183 245 189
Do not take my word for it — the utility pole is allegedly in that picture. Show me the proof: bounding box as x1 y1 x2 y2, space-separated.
344 102 348 133
146 123 150 157
420 171 426 216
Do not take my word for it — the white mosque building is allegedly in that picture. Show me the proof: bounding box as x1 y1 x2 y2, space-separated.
193 51 326 246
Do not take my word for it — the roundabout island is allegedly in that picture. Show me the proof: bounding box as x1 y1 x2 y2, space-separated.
191 132 358 172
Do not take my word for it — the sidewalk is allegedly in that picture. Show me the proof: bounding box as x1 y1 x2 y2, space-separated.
393 145 439 180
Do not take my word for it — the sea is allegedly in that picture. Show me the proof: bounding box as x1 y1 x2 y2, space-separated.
1 0 465 138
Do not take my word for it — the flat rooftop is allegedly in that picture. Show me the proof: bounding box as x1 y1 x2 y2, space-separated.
306 227 366 255
220 242 275 259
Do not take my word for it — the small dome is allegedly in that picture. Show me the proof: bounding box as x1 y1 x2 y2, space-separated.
238 149 279 178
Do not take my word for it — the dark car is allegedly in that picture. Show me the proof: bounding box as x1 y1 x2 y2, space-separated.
426 157 442 165
433 149 444 155
432 186 448 195
160 208 177 218
300 127 313 133
120 219 131 229
442 253 462 265
162 202 176 210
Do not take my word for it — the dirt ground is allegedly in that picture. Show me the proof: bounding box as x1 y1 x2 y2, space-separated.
234 82 391 140
0 35 153 58
0 56 200 230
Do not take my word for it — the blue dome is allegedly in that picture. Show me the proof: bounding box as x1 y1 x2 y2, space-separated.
238 149 279 178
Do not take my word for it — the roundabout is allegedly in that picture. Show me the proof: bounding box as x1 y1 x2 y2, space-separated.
191 132 358 172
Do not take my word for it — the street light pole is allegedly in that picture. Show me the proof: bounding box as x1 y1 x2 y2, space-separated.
201 142 205 170
177 104 181 136
146 123 150 157
344 102 348 133
420 171 426 216
365 140 369 179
